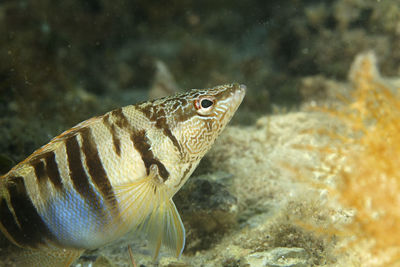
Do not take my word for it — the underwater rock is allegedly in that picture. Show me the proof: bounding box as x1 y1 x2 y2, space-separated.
149 60 179 100
269 0 398 79
241 247 308 267
348 50 400 91
91 255 117 267
117 62 135 89
174 174 239 252
158 257 192 267
299 75 349 106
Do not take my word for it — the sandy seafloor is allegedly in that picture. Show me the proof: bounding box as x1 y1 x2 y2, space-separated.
1 1 400 266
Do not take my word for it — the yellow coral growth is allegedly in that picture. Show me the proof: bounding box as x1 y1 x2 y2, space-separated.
329 52 400 264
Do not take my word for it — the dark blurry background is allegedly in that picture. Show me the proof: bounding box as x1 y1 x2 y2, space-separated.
1 0 399 170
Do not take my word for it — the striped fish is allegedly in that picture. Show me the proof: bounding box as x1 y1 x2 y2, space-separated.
0 83 246 266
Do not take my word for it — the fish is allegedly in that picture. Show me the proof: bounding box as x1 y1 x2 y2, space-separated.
0 83 246 266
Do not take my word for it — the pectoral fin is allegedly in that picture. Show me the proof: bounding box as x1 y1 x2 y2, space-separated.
112 164 185 259
145 199 185 259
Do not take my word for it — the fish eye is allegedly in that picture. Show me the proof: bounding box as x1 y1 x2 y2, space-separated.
201 99 213 108
195 96 215 116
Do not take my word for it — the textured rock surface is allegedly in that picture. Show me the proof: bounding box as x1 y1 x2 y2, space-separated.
174 174 239 252
241 247 309 267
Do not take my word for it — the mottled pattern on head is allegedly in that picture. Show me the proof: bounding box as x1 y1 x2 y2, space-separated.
137 83 245 161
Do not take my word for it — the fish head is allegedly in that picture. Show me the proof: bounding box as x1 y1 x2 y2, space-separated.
165 83 246 161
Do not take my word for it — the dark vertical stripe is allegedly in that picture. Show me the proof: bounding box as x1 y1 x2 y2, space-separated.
112 108 131 130
43 151 63 190
112 106 170 181
0 176 54 248
111 124 121 156
65 134 103 211
29 152 63 190
130 130 169 181
80 127 117 211
32 160 46 182
102 114 121 156
137 105 183 157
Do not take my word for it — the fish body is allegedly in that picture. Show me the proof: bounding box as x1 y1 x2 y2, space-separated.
0 83 245 266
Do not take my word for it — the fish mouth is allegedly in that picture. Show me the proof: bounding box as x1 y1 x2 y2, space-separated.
237 84 246 100
232 83 246 108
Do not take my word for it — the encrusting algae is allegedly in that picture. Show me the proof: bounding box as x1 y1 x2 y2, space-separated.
307 52 400 266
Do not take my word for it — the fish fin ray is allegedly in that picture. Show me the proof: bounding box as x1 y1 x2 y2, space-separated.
112 164 185 259
144 198 185 259
110 165 166 235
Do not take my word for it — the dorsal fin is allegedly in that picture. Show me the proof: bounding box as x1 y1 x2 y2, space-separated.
3 116 103 177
